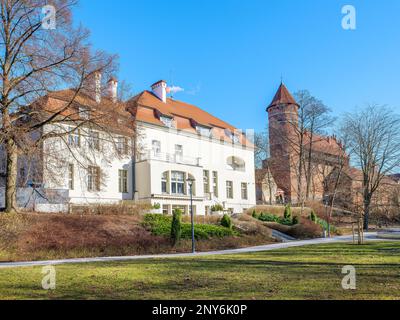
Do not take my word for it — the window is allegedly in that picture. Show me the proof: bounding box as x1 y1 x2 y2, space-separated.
203 170 210 194
119 169 128 193
171 171 185 195
88 131 100 151
241 182 248 200
87 166 100 191
225 129 240 144
175 144 183 158
68 164 74 190
172 205 187 215
68 127 80 147
161 171 169 193
152 140 161 156
79 107 90 120
160 116 174 128
196 125 212 137
227 156 246 171
116 137 128 155
212 171 218 197
162 205 170 215
226 181 233 199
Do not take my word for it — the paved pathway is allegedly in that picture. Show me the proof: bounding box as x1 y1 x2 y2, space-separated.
271 229 297 242
0 232 388 269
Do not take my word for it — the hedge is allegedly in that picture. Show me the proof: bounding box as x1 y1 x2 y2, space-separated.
143 214 238 240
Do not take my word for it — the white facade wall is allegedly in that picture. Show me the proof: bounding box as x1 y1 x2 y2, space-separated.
135 122 256 215
1 121 256 215
41 123 134 205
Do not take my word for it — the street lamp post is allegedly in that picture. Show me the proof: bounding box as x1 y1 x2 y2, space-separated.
187 177 196 253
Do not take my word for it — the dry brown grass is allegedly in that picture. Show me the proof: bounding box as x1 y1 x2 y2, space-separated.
264 218 323 239
0 213 31 249
181 215 221 225
69 201 152 215
0 212 275 262
286 218 323 239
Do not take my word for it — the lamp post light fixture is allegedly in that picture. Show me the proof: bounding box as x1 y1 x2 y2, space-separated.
187 177 196 253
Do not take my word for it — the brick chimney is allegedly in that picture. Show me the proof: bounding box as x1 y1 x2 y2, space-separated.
107 77 118 102
151 80 167 103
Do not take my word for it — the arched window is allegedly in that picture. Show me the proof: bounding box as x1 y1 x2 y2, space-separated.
227 156 246 171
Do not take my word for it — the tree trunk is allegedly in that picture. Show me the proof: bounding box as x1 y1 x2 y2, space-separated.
363 197 371 231
5 138 18 213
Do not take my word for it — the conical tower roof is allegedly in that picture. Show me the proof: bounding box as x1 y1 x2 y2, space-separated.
267 83 299 111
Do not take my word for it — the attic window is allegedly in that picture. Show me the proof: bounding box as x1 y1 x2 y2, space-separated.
196 125 212 137
160 116 174 128
225 129 240 144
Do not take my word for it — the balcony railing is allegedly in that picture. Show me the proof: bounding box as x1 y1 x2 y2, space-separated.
138 150 202 167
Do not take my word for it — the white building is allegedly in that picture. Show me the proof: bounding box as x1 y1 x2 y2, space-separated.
130 80 256 215
0 79 256 215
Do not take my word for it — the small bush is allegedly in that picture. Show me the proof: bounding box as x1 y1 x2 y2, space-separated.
309 210 317 223
284 204 292 220
220 214 232 229
153 203 161 210
258 213 279 223
211 204 224 212
258 213 293 225
251 210 258 219
292 216 299 225
171 209 182 245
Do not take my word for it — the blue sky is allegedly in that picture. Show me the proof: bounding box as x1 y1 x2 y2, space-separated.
73 0 400 132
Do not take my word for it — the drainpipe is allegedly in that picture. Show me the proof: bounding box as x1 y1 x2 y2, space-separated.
131 135 137 201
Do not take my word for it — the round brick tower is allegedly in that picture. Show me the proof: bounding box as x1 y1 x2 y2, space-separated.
266 83 299 202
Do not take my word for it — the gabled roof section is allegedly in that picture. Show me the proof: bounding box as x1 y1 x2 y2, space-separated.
267 83 299 111
128 90 253 147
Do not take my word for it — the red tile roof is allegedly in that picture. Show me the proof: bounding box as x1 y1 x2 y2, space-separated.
129 91 253 147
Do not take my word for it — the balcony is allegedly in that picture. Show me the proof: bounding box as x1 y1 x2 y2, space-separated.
138 150 202 167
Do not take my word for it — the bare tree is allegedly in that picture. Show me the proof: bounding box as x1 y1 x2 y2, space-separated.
341 105 400 230
254 129 269 169
279 90 334 206
0 0 119 213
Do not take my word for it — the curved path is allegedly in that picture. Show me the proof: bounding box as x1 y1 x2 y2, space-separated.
0 232 389 269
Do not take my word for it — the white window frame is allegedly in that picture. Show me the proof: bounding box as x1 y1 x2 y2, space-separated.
241 182 248 200
87 166 100 192
68 164 74 190
171 171 185 195
152 140 161 156
119 169 128 193
226 181 233 199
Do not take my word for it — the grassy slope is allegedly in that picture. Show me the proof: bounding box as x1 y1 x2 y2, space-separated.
0 213 274 262
0 242 399 300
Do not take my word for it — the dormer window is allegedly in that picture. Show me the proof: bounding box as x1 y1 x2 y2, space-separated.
79 106 90 120
160 116 174 128
225 129 240 144
196 125 212 137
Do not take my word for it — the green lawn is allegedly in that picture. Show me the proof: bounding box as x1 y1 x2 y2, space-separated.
0 242 399 300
